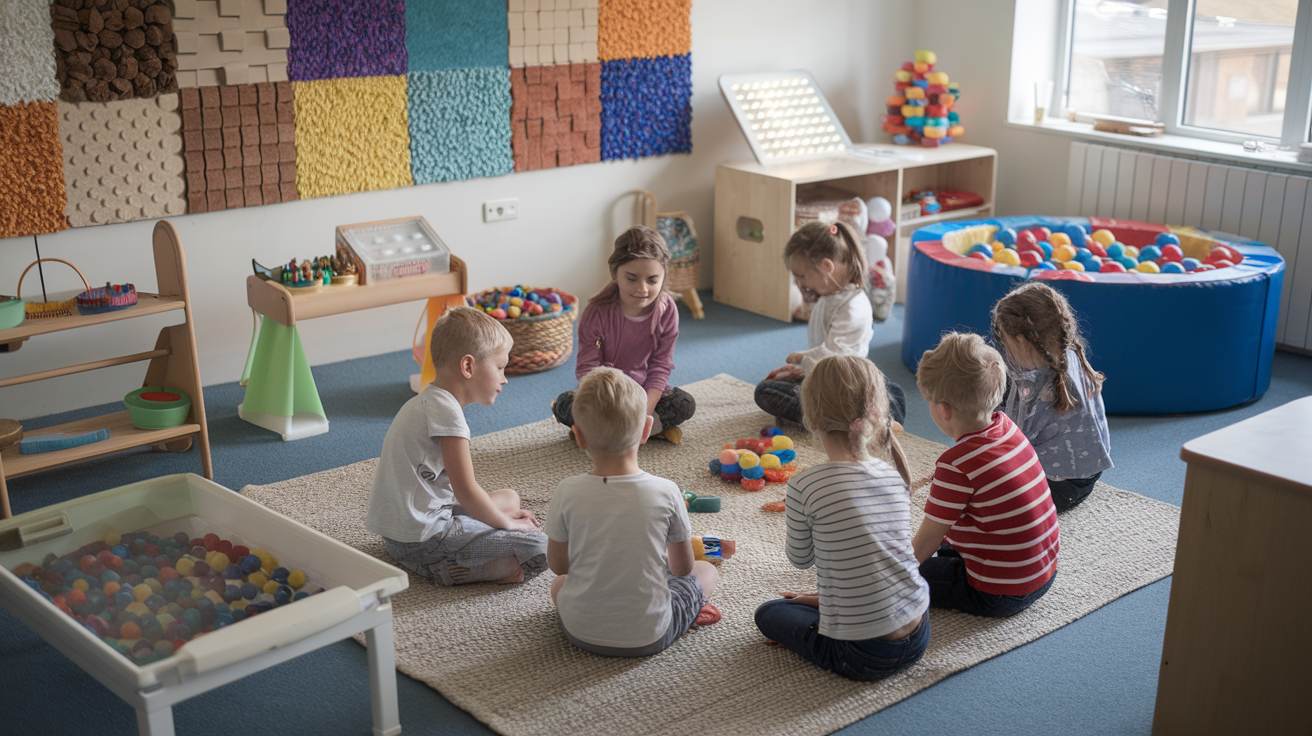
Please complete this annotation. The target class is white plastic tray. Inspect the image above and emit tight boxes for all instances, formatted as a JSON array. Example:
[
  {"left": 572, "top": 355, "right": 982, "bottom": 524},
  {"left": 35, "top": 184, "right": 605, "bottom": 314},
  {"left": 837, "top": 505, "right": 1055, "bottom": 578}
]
[{"left": 0, "top": 473, "right": 408, "bottom": 736}]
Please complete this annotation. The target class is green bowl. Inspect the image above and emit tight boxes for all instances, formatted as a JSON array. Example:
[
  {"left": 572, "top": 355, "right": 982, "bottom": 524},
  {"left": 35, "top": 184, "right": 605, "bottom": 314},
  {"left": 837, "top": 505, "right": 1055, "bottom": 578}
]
[
  {"left": 124, "top": 387, "right": 191, "bottom": 429},
  {"left": 0, "top": 296, "right": 23, "bottom": 330}
]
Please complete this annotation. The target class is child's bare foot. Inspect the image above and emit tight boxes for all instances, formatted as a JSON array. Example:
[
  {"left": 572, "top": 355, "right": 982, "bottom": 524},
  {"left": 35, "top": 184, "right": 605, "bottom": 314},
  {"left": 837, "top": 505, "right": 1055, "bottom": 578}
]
[{"left": 495, "top": 569, "right": 525, "bottom": 583}]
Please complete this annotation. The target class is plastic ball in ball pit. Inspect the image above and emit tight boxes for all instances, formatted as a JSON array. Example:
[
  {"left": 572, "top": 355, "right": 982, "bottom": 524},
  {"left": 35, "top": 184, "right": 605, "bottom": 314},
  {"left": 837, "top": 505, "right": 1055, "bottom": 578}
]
[
  {"left": 902, "top": 215, "right": 1285, "bottom": 414},
  {"left": 10, "top": 530, "right": 323, "bottom": 666}
]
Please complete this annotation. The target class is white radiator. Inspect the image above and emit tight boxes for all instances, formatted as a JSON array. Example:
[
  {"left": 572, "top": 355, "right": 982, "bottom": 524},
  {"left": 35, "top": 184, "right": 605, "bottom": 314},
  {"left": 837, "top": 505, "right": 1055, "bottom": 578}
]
[{"left": 1065, "top": 141, "right": 1312, "bottom": 352}]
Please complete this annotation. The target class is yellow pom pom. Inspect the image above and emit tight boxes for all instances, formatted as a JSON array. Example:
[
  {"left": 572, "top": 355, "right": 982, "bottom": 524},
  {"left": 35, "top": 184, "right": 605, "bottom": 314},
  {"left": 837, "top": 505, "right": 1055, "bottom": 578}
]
[
  {"left": 104, "top": 532, "right": 121, "bottom": 547},
  {"left": 738, "top": 452, "right": 760, "bottom": 469},
  {"left": 772, "top": 435, "right": 794, "bottom": 450},
  {"left": 209, "top": 553, "right": 229, "bottom": 571},
  {"left": 915, "top": 49, "right": 937, "bottom": 64},
  {"left": 263, "top": 580, "right": 280, "bottom": 595},
  {"left": 72, "top": 578, "right": 90, "bottom": 592},
  {"left": 288, "top": 570, "right": 306, "bottom": 588},
  {"left": 760, "top": 454, "right": 782, "bottom": 469},
  {"left": 175, "top": 558, "right": 194, "bottom": 576},
  {"left": 125, "top": 602, "right": 151, "bottom": 616},
  {"left": 253, "top": 549, "right": 276, "bottom": 570},
  {"left": 905, "top": 87, "right": 925, "bottom": 100},
  {"left": 205, "top": 590, "right": 225, "bottom": 605},
  {"left": 894, "top": 69, "right": 912, "bottom": 83},
  {"left": 507, "top": 305, "right": 521, "bottom": 319},
  {"left": 509, "top": 297, "right": 523, "bottom": 307},
  {"left": 927, "top": 71, "right": 949, "bottom": 86}
]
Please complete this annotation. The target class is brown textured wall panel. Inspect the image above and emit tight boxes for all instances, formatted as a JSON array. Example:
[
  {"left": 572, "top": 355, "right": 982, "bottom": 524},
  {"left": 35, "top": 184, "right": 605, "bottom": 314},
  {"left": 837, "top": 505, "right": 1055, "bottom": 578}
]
[
  {"left": 0, "top": 101, "right": 69, "bottom": 238},
  {"left": 178, "top": 81, "right": 296, "bottom": 213},
  {"left": 510, "top": 62, "right": 599, "bottom": 172},
  {"left": 50, "top": 0, "right": 179, "bottom": 102}
]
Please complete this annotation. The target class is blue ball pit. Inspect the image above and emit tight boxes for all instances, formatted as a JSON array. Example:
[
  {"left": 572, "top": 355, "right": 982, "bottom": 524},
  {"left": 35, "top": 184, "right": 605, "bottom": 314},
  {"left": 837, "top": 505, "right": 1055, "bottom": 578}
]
[{"left": 901, "top": 216, "right": 1285, "bottom": 414}]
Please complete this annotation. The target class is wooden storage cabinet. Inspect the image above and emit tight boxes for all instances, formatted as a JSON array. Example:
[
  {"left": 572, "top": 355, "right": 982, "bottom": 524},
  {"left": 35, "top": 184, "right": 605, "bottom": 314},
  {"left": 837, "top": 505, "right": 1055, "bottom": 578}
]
[
  {"left": 713, "top": 144, "right": 998, "bottom": 321},
  {"left": 0, "top": 221, "right": 212, "bottom": 518}
]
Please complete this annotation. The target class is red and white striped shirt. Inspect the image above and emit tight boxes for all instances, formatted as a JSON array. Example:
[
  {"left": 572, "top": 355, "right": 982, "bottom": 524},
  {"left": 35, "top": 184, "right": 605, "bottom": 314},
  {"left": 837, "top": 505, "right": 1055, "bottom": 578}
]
[{"left": 924, "top": 412, "right": 1059, "bottom": 596}]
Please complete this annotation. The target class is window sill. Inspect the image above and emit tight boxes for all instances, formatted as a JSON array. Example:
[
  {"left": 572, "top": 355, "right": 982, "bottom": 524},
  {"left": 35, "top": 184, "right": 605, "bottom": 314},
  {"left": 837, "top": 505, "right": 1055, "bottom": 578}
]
[{"left": 1005, "top": 118, "right": 1312, "bottom": 175}]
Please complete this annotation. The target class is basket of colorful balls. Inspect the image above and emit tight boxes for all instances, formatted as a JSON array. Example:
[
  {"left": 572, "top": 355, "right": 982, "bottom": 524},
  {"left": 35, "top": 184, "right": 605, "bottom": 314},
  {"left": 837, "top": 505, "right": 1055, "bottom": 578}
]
[{"left": 467, "top": 286, "right": 578, "bottom": 375}]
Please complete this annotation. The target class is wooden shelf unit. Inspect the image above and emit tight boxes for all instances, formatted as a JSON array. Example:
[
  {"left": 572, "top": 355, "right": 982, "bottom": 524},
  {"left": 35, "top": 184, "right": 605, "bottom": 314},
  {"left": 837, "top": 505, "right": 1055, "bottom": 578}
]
[
  {"left": 713, "top": 144, "right": 998, "bottom": 321},
  {"left": 245, "top": 255, "right": 467, "bottom": 328},
  {"left": 0, "top": 221, "right": 212, "bottom": 519}
]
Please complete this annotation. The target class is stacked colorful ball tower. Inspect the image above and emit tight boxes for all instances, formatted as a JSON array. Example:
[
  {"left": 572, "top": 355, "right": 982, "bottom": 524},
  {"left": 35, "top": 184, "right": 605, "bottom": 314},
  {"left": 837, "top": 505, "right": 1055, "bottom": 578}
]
[{"left": 882, "top": 50, "right": 964, "bottom": 148}]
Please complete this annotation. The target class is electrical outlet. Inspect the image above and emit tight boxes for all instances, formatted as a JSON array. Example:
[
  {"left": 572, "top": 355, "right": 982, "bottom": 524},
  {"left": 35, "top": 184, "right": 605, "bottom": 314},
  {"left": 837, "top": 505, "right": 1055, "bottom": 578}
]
[{"left": 483, "top": 198, "right": 518, "bottom": 222}]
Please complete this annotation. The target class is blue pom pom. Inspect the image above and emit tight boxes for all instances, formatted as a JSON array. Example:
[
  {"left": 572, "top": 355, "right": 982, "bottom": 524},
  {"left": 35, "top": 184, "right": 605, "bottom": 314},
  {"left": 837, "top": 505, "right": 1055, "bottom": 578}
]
[
  {"left": 721, "top": 462, "right": 740, "bottom": 474},
  {"left": 1036, "top": 261, "right": 1058, "bottom": 271},
  {"left": 742, "top": 466, "right": 765, "bottom": 479},
  {"left": 709, "top": 458, "right": 722, "bottom": 475},
  {"left": 768, "top": 449, "right": 796, "bottom": 464}
]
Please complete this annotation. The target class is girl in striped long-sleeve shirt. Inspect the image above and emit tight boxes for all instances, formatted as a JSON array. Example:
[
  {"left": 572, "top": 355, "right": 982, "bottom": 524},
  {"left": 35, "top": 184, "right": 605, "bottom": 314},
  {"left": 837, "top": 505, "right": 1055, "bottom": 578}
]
[{"left": 754, "top": 355, "right": 930, "bottom": 682}]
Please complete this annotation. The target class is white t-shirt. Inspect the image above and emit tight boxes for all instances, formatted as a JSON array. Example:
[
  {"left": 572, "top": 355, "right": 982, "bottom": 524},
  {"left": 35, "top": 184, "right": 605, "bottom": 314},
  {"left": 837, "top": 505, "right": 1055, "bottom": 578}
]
[
  {"left": 800, "top": 284, "right": 875, "bottom": 374},
  {"left": 365, "top": 384, "right": 470, "bottom": 543},
  {"left": 544, "top": 471, "right": 692, "bottom": 648}
]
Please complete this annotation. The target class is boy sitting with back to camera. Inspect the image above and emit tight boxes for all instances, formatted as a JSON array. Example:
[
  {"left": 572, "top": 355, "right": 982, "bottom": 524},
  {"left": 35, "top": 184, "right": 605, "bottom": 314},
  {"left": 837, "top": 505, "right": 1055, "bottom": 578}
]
[
  {"left": 366, "top": 306, "right": 548, "bottom": 586},
  {"left": 912, "top": 332, "right": 1059, "bottom": 617},
  {"left": 545, "top": 367, "right": 719, "bottom": 657}
]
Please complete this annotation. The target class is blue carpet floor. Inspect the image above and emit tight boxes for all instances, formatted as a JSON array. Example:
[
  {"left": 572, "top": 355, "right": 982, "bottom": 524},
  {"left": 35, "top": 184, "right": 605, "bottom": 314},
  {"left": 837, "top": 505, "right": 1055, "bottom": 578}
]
[{"left": 3, "top": 293, "right": 1310, "bottom": 735}]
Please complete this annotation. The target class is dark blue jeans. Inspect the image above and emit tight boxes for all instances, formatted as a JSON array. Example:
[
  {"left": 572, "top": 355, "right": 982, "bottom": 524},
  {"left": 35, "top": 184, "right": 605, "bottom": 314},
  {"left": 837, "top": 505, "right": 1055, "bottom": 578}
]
[
  {"left": 754, "top": 599, "right": 930, "bottom": 682},
  {"left": 755, "top": 377, "right": 907, "bottom": 426},
  {"left": 919, "top": 545, "right": 1055, "bottom": 617}
]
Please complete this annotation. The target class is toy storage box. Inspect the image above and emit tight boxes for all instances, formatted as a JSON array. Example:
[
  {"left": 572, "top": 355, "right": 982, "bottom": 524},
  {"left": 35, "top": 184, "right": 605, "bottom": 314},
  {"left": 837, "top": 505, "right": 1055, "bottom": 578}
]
[{"left": 0, "top": 474, "right": 408, "bottom": 736}]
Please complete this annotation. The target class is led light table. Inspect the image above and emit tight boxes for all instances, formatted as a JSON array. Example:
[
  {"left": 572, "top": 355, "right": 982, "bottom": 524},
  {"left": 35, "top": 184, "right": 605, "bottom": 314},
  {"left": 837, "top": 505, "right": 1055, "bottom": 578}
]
[{"left": 0, "top": 473, "right": 408, "bottom": 736}]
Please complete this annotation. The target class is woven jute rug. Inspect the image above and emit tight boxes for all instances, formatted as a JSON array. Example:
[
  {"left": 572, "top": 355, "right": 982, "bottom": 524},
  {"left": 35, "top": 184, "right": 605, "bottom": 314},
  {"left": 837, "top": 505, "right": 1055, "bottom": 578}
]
[{"left": 241, "top": 374, "right": 1179, "bottom": 736}]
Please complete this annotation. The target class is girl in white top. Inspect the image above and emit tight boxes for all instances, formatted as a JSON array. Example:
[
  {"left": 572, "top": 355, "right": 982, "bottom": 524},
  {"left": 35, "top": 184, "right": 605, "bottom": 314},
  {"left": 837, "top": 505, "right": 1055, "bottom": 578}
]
[
  {"left": 754, "top": 355, "right": 929, "bottom": 681},
  {"left": 755, "top": 221, "right": 906, "bottom": 426}
]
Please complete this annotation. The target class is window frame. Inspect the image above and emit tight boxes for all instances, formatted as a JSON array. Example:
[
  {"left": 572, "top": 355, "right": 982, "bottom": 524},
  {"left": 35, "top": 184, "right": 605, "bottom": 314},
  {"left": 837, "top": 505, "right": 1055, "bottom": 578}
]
[{"left": 1057, "top": 0, "right": 1312, "bottom": 148}]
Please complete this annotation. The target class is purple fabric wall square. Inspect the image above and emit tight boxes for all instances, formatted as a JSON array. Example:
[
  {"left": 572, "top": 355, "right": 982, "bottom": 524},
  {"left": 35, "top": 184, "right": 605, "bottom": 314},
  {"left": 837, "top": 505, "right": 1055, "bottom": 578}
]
[
  {"left": 286, "top": 0, "right": 407, "bottom": 81},
  {"left": 600, "top": 55, "right": 692, "bottom": 160}
]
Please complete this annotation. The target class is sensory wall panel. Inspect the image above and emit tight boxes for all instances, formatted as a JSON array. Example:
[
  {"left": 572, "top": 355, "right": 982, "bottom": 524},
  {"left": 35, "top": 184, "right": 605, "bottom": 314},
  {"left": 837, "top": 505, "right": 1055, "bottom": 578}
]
[{"left": 0, "top": 0, "right": 693, "bottom": 237}]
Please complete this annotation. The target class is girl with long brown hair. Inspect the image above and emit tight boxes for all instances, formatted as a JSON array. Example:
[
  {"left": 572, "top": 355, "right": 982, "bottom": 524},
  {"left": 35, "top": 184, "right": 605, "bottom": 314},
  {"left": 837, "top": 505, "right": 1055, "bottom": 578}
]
[{"left": 552, "top": 225, "right": 695, "bottom": 443}]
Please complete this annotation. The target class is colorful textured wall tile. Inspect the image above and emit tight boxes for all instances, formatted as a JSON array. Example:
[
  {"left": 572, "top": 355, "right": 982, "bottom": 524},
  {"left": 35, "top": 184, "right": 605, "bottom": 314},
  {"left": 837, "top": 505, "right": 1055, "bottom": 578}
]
[
  {"left": 510, "top": 63, "right": 599, "bottom": 172},
  {"left": 50, "top": 0, "right": 179, "bottom": 102},
  {"left": 292, "top": 75, "right": 411, "bottom": 198},
  {"left": 406, "top": 0, "right": 506, "bottom": 72},
  {"left": 0, "top": 102, "right": 69, "bottom": 238},
  {"left": 596, "top": 0, "right": 689, "bottom": 61},
  {"left": 600, "top": 55, "right": 690, "bottom": 160},
  {"left": 1, "top": 0, "right": 60, "bottom": 105},
  {"left": 507, "top": 0, "right": 597, "bottom": 67},
  {"left": 60, "top": 94, "right": 187, "bottom": 226},
  {"left": 173, "top": 0, "right": 290, "bottom": 87},
  {"left": 178, "top": 82, "right": 299, "bottom": 213},
  {"left": 285, "top": 0, "right": 405, "bottom": 81},
  {"left": 408, "top": 68, "right": 513, "bottom": 184}
]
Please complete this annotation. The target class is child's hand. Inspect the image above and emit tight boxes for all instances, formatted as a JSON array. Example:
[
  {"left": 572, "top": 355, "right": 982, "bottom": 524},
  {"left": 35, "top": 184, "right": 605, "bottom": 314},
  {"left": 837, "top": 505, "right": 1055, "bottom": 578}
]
[
  {"left": 766, "top": 365, "right": 805, "bottom": 382},
  {"left": 509, "top": 508, "right": 539, "bottom": 529},
  {"left": 781, "top": 592, "right": 820, "bottom": 608},
  {"left": 785, "top": 351, "right": 804, "bottom": 365}
]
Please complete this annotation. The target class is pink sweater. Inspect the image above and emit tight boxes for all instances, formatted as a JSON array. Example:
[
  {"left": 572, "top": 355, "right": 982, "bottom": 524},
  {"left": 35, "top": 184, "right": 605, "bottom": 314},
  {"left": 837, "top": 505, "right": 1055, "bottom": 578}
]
[{"left": 574, "top": 294, "right": 679, "bottom": 393}]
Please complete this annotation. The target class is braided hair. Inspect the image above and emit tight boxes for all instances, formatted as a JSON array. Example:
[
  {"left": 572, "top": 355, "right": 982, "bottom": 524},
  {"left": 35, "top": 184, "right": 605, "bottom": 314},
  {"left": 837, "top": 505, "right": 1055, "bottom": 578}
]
[
  {"left": 991, "top": 282, "right": 1104, "bottom": 413},
  {"left": 800, "top": 355, "right": 911, "bottom": 486},
  {"left": 783, "top": 220, "right": 869, "bottom": 302}
]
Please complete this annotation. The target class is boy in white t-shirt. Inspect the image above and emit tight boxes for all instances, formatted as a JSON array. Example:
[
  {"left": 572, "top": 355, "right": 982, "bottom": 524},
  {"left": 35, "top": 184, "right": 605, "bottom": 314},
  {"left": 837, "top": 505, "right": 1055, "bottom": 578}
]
[
  {"left": 366, "top": 306, "right": 547, "bottom": 585},
  {"left": 545, "top": 367, "right": 719, "bottom": 656}
]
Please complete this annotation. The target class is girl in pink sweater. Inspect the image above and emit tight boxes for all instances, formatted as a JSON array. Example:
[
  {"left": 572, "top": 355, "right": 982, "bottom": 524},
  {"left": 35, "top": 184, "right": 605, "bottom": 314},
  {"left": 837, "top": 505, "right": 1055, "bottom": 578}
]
[{"left": 552, "top": 226, "right": 694, "bottom": 443}]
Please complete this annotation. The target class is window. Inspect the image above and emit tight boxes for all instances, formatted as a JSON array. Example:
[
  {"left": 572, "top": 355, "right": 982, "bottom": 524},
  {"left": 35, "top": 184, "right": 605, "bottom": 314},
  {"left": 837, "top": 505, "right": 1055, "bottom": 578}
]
[{"left": 1061, "top": 0, "right": 1312, "bottom": 147}]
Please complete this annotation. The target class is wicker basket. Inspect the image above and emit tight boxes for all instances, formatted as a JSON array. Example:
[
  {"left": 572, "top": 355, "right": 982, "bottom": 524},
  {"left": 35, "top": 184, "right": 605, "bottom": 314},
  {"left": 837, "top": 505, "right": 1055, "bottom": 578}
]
[
  {"left": 18, "top": 258, "right": 89, "bottom": 320},
  {"left": 667, "top": 251, "right": 700, "bottom": 293},
  {"left": 467, "top": 287, "right": 579, "bottom": 375},
  {"left": 635, "top": 189, "right": 703, "bottom": 318}
]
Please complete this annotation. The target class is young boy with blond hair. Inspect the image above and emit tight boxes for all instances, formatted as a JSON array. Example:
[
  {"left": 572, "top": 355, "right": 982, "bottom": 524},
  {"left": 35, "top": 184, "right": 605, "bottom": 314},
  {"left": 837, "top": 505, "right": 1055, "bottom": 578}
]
[
  {"left": 366, "top": 306, "right": 547, "bottom": 585},
  {"left": 912, "top": 332, "right": 1059, "bottom": 617},
  {"left": 545, "top": 367, "right": 718, "bottom": 656}
]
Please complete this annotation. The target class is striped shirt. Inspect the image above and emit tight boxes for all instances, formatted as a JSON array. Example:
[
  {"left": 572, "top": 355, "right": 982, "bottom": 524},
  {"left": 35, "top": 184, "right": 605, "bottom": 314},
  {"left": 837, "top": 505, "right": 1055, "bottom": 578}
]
[
  {"left": 924, "top": 412, "right": 1059, "bottom": 596},
  {"left": 786, "top": 460, "right": 930, "bottom": 640}
]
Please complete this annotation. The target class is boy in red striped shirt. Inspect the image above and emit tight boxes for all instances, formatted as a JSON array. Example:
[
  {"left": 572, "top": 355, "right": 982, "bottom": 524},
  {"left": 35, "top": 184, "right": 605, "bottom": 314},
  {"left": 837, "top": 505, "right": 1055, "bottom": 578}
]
[{"left": 911, "top": 332, "right": 1058, "bottom": 617}]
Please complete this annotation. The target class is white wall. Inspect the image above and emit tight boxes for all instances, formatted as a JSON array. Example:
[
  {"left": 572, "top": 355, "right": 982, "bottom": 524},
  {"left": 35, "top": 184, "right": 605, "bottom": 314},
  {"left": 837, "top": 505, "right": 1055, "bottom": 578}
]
[{"left": 1, "top": 1, "right": 918, "bottom": 420}]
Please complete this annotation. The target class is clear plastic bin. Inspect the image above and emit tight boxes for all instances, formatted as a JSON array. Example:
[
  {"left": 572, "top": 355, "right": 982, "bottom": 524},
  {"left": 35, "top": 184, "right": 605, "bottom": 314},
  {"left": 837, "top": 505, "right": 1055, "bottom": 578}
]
[
  {"left": 336, "top": 216, "right": 451, "bottom": 285},
  {"left": 0, "top": 474, "right": 407, "bottom": 736}
]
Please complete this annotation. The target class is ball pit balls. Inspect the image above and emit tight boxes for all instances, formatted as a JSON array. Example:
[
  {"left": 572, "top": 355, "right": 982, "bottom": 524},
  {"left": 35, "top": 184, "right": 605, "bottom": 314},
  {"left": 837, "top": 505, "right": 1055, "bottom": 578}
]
[
  {"left": 995, "top": 228, "right": 1017, "bottom": 246},
  {"left": 1135, "top": 261, "right": 1161, "bottom": 273},
  {"left": 1160, "top": 244, "right": 1183, "bottom": 262},
  {"left": 1161, "top": 262, "right": 1186, "bottom": 273},
  {"left": 1092, "top": 229, "right": 1116, "bottom": 246},
  {"left": 1106, "top": 242, "right": 1125, "bottom": 259},
  {"left": 11, "top": 529, "right": 321, "bottom": 665},
  {"left": 475, "top": 286, "right": 566, "bottom": 321},
  {"left": 1155, "top": 232, "right": 1181, "bottom": 247},
  {"left": 993, "top": 248, "right": 1020, "bottom": 266},
  {"left": 1036, "top": 261, "right": 1057, "bottom": 270},
  {"left": 1053, "top": 244, "right": 1076, "bottom": 262},
  {"left": 1182, "top": 257, "right": 1202, "bottom": 271},
  {"left": 1048, "top": 232, "right": 1071, "bottom": 247},
  {"left": 1138, "top": 245, "right": 1162, "bottom": 262},
  {"left": 1039, "top": 241, "right": 1054, "bottom": 259},
  {"left": 1063, "top": 261, "right": 1085, "bottom": 271},
  {"left": 1100, "top": 261, "right": 1126, "bottom": 273}
]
